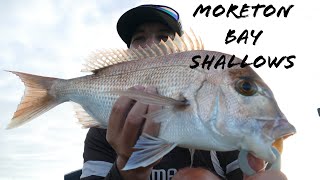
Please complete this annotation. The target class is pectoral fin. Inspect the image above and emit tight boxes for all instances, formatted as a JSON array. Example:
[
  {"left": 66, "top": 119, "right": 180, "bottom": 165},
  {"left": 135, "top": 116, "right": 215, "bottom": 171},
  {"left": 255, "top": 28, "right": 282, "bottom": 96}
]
[
  {"left": 122, "top": 133, "right": 177, "bottom": 170},
  {"left": 110, "top": 89, "right": 188, "bottom": 107},
  {"left": 143, "top": 108, "right": 173, "bottom": 123}
]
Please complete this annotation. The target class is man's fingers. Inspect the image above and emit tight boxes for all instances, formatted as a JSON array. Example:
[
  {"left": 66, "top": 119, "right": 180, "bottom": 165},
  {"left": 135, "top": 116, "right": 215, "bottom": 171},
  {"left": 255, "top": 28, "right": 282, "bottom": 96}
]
[
  {"left": 121, "top": 100, "right": 148, "bottom": 147},
  {"left": 107, "top": 86, "right": 144, "bottom": 139},
  {"left": 243, "top": 154, "right": 266, "bottom": 180},
  {"left": 143, "top": 86, "right": 162, "bottom": 137},
  {"left": 109, "top": 96, "right": 134, "bottom": 132},
  {"left": 247, "top": 153, "right": 265, "bottom": 172}
]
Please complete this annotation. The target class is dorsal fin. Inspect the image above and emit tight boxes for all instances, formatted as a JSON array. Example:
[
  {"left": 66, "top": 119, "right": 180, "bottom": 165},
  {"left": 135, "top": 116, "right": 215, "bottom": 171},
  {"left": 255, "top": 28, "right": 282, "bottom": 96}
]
[{"left": 82, "top": 29, "right": 204, "bottom": 72}]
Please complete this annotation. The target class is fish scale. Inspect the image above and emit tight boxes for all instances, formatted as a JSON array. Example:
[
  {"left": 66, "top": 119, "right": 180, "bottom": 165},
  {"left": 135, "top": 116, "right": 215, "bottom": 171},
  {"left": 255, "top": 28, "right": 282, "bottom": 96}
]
[{"left": 51, "top": 62, "right": 199, "bottom": 128}]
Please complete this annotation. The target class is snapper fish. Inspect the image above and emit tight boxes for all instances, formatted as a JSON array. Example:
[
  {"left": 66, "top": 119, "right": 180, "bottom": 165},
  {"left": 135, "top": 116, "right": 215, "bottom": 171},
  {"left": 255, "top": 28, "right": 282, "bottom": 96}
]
[{"left": 6, "top": 30, "right": 295, "bottom": 175}]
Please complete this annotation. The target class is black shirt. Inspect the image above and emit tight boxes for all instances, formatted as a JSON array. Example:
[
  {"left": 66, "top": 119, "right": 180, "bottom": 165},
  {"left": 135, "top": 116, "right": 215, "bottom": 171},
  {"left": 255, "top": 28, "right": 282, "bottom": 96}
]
[{"left": 81, "top": 128, "right": 243, "bottom": 180}]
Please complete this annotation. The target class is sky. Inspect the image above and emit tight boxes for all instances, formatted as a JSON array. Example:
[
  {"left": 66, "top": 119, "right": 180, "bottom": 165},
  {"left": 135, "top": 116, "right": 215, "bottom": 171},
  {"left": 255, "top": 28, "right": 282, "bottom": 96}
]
[{"left": 0, "top": 0, "right": 319, "bottom": 179}]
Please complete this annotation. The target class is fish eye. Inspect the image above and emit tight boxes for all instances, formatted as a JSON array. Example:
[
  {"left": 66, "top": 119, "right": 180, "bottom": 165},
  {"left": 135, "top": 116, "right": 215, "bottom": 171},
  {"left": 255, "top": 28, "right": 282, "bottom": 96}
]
[{"left": 235, "top": 78, "right": 258, "bottom": 96}]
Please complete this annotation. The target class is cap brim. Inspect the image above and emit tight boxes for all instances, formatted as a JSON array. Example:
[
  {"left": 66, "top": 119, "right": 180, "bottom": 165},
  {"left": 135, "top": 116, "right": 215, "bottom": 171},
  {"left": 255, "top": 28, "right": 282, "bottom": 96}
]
[{"left": 117, "top": 6, "right": 181, "bottom": 46}]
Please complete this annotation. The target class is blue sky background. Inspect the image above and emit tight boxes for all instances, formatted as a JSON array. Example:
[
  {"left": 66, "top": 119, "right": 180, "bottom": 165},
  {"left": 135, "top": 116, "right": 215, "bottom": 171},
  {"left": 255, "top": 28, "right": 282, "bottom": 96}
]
[{"left": 0, "top": 0, "right": 319, "bottom": 179}]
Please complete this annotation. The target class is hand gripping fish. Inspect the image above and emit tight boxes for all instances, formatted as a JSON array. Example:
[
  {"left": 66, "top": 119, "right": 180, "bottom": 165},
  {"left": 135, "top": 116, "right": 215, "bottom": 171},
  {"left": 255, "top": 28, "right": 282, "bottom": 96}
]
[{"left": 6, "top": 30, "right": 296, "bottom": 176}]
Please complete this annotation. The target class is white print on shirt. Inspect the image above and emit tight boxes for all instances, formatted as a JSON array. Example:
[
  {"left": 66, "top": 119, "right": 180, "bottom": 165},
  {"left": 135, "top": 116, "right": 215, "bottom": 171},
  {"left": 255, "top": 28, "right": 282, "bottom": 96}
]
[{"left": 149, "top": 168, "right": 177, "bottom": 180}]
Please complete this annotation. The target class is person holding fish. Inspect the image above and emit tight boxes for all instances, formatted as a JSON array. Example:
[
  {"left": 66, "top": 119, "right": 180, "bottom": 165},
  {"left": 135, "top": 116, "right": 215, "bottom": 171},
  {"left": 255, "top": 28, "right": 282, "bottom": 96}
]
[
  {"left": 79, "top": 4, "right": 290, "bottom": 180},
  {"left": 6, "top": 3, "right": 294, "bottom": 180}
]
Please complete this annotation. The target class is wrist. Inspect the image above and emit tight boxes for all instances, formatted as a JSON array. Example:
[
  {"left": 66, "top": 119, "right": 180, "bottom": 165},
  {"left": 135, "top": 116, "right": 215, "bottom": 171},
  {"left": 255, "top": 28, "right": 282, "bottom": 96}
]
[{"left": 116, "top": 157, "right": 153, "bottom": 180}]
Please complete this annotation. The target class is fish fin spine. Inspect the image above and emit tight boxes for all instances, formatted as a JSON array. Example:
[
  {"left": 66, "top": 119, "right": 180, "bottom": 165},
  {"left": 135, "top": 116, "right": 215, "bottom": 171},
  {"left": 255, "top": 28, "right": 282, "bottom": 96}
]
[{"left": 82, "top": 29, "right": 204, "bottom": 72}]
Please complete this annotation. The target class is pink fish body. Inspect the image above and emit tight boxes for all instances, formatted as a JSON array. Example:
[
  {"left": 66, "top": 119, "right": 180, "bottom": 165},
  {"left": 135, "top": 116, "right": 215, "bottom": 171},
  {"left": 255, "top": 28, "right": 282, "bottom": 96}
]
[{"left": 7, "top": 31, "right": 295, "bottom": 174}]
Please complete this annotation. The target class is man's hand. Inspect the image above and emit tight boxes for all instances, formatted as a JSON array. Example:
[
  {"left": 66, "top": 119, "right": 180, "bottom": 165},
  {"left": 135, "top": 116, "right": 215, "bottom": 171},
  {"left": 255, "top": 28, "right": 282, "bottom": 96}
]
[
  {"left": 244, "top": 154, "right": 287, "bottom": 180},
  {"left": 106, "top": 85, "right": 161, "bottom": 180}
]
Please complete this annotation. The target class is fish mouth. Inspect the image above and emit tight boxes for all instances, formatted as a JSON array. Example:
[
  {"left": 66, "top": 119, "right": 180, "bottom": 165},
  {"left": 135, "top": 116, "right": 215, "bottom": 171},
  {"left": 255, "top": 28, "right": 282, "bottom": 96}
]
[
  {"left": 260, "top": 118, "right": 296, "bottom": 140},
  {"left": 271, "top": 119, "right": 296, "bottom": 140},
  {"left": 252, "top": 119, "right": 296, "bottom": 163}
]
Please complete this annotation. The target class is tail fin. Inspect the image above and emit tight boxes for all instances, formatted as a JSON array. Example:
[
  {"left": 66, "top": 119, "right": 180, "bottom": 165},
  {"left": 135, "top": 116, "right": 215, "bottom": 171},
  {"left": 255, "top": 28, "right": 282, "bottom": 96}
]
[{"left": 6, "top": 71, "right": 61, "bottom": 129}]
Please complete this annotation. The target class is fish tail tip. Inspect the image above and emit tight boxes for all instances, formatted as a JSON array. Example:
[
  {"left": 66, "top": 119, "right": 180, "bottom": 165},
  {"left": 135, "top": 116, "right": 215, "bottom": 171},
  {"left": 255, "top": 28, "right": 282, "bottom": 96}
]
[
  {"left": 5, "top": 70, "right": 21, "bottom": 76},
  {"left": 5, "top": 119, "right": 22, "bottom": 129},
  {"left": 5, "top": 123, "right": 16, "bottom": 130},
  {"left": 4, "top": 70, "right": 12, "bottom": 73}
]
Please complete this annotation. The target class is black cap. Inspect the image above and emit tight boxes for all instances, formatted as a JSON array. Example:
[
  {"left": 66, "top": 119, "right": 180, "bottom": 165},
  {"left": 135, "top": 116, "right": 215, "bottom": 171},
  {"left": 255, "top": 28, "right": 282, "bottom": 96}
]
[{"left": 117, "top": 4, "right": 183, "bottom": 47}]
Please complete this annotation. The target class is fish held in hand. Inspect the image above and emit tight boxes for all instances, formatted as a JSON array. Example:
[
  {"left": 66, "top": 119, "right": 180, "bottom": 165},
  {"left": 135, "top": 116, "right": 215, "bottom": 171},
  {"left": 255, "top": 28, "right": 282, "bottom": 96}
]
[{"left": 7, "top": 31, "right": 295, "bottom": 174}]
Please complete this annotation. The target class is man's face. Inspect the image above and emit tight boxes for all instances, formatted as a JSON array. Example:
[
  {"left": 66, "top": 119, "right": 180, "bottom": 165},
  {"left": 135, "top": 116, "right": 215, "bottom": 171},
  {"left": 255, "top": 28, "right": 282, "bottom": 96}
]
[{"left": 130, "top": 22, "right": 175, "bottom": 49}]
